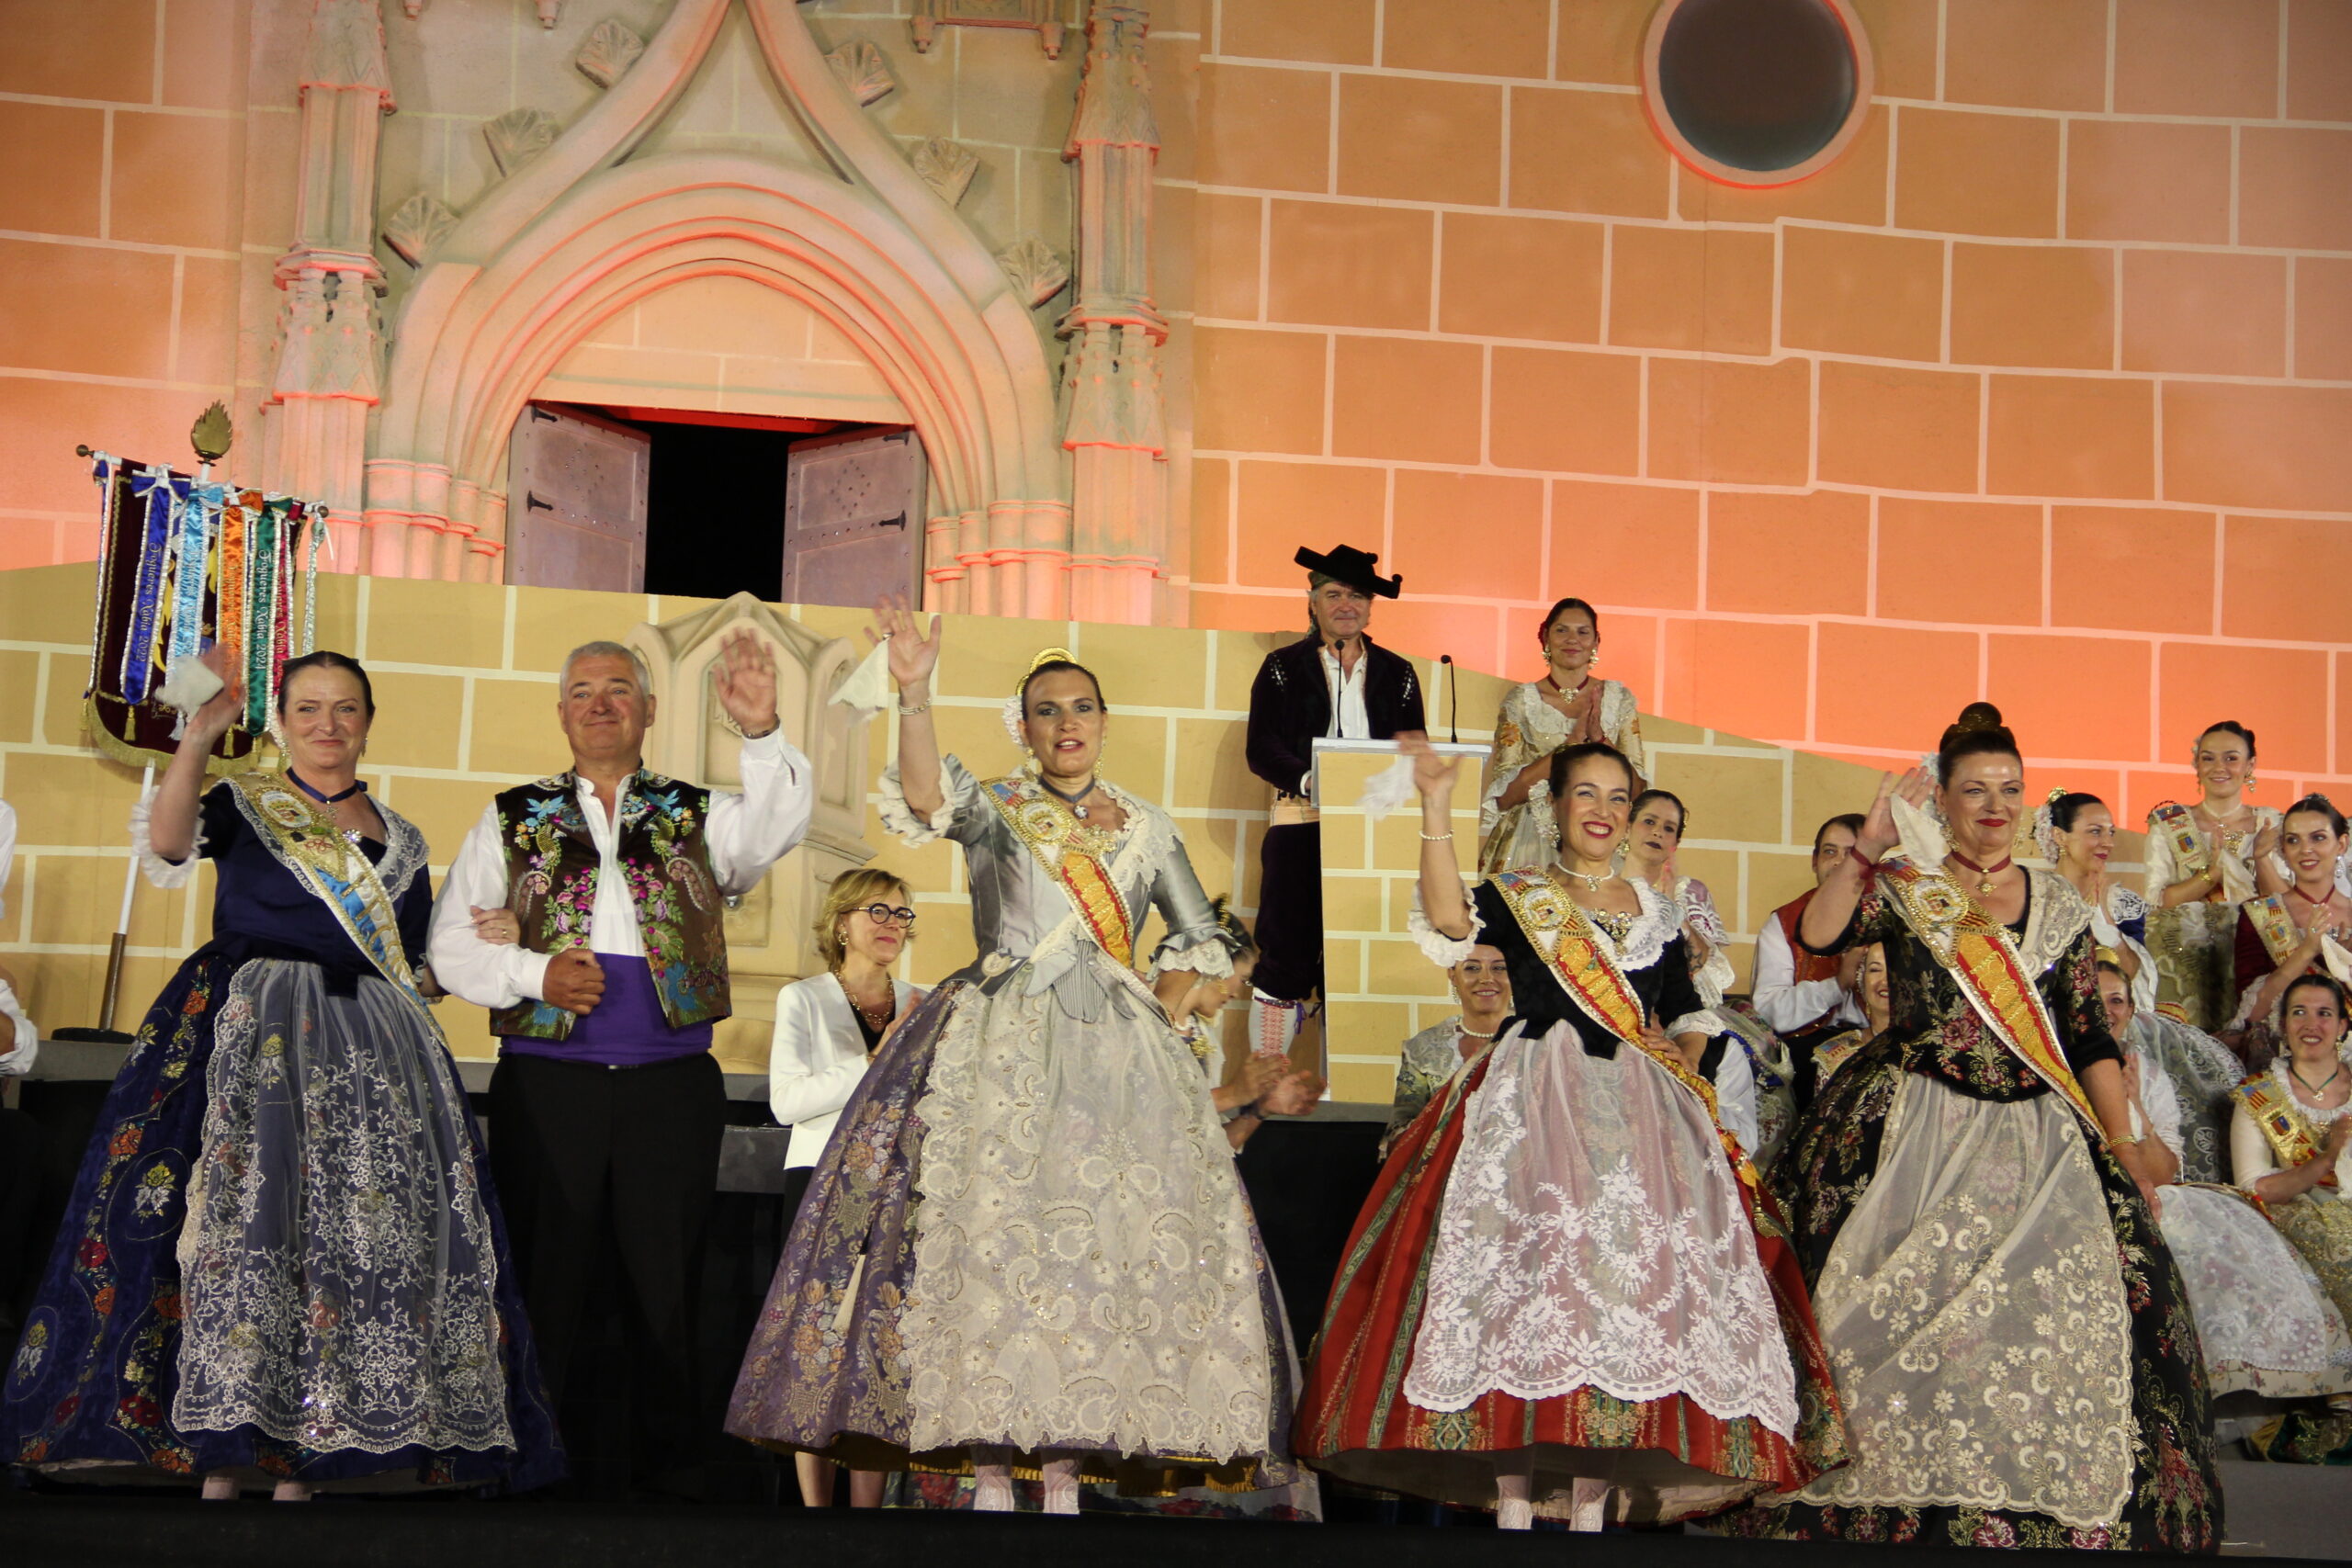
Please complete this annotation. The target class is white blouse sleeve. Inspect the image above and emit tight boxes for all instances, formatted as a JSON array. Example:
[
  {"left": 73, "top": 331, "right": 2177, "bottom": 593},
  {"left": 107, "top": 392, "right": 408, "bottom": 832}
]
[
  {"left": 130, "top": 789, "right": 204, "bottom": 889},
  {"left": 2142, "top": 810, "right": 2179, "bottom": 901},
  {"left": 877, "top": 753, "right": 986, "bottom": 846},
  {"left": 2231, "top": 1102, "right": 2279, "bottom": 1191},
  {"left": 1408, "top": 882, "right": 1485, "bottom": 969},
  {"left": 705, "top": 730, "right": 817, "bottom": 897}
]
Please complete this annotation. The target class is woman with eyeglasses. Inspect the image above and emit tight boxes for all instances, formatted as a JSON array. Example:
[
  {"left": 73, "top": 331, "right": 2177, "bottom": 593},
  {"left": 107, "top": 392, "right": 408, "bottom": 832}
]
[{"left": 759, "top": 866, "right": 924, "bottom": 1509}]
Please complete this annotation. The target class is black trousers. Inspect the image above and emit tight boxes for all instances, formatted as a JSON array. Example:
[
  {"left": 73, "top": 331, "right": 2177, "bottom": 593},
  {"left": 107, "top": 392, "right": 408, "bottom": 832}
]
[
  {"left": 1252, "top": 820, "right": 1324, "bottom": 1004},
  {"left": 488, "top": 1051, "right": 726, "bottom": 1488}
]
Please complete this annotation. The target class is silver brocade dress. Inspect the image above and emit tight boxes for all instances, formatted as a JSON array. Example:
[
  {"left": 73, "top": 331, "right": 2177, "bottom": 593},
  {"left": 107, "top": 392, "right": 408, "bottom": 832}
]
[{"left": 726, "top": 757, "right": 1299, "bottom": 1490}]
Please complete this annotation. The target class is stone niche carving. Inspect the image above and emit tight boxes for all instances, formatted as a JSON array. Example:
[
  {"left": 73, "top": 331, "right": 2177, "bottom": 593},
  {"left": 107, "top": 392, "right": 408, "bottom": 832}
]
[
  {"left": 912, "top": 0, "right": 1070, "bottom": 59},
  {"left": 484, "top": 107, "right": 561, "bottom": 175},
  {"left": 910, "top": 137, "right": 979, "bottom": 206},
  {"left": 575, "top": 18, "right": 646, "bottom": 87},
  {"left": 825, "top": 38, "right": 896, "bottom": 106},
  {"left": 625, "top": 594, "right": 875, "bottom": 1034}
]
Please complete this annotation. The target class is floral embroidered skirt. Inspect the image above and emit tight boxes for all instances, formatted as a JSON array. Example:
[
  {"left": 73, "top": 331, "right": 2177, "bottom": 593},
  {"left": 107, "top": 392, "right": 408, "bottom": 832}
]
[
  {"left": 724, "top": 968, "right": 1302, "bottom": 1493},
  {"left": 3, "top": 947, "right": 562, "bottom": 1489},
  {"left": 2156, "top": 1183, "right": 2352, "bottom": 1401},
  {"left": 2264, "top": 1195, "right": 2352, "bottom": 1346},
  {"left": 1296, "top": 1025, "right": 1849, "bottom": 1523},
  {"left": 1725, "top": 1046, "right": 2222, "bottom": 1551},
  {"left": 2147, "top": 901, "right": 2239, "bottom": 1032}
]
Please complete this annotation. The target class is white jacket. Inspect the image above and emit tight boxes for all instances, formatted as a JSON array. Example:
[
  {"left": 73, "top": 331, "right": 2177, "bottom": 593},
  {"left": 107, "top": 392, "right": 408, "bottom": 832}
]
[{"left": 769, "top": 972, "right": 923, "bottom": 1168}]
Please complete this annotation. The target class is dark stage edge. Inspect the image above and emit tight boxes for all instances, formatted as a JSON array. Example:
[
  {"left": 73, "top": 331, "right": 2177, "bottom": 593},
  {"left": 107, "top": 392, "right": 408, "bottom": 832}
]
[{"left": 0, "top": 1493, "right": 2337, "bottom": 1568}]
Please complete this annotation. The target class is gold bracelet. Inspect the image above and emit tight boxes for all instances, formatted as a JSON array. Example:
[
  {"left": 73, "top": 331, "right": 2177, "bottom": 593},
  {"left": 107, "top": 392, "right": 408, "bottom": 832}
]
[{"left": 2107, "top": 1132, "right": 2143, "bottom": 1149}]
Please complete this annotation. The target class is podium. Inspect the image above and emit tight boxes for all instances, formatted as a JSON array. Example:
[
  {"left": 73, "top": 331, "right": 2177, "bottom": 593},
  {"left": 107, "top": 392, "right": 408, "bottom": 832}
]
[{"left": 1307, "top": 738, "right": 1487, "bottom": 1106}]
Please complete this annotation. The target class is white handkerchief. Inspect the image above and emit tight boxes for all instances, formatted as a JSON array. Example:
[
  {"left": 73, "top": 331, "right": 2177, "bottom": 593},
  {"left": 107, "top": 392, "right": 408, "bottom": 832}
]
[
  {"left": 1890, "top": 788, "right": 1950, "bottom": 871},
  {"left": 1358, "top": 753, "right": 1418, "bottom": 823},
  {"left": 831, "top": 638, "right": 893, "bottom": 716},
  {"left": 156, "top": 653, "right": 224, "bottom": 716}
]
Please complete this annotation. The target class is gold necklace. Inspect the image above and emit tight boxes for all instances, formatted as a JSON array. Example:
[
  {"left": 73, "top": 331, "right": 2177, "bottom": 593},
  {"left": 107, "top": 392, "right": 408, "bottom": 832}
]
[{"left": 836, "top": 971, "right": 895, "bottom": 1031}]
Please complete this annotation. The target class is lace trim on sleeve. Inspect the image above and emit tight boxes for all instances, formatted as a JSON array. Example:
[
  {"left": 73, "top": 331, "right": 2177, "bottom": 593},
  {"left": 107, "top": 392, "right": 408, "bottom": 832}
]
[
  {"left": 1664, "top": 1009, "right": 1724, "bottom": 1041},
  {"left": 1679, "top": 877, "right": 1733, "bottom": 949},
  {"left": 1408, "top": 882, "right": 1484, "bottom": 969},
  {"left": 876, "top": 755, "right": 976, "bottom": 845},
  {"left": 130, "top": 790, "right": 202, "bottom": 888}
]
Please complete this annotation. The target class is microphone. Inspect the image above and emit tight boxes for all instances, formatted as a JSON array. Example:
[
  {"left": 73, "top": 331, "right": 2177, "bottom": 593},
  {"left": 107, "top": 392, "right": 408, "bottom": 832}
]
[{"left": 1439, "top": 654, "right": 1458, "bottom": 745}]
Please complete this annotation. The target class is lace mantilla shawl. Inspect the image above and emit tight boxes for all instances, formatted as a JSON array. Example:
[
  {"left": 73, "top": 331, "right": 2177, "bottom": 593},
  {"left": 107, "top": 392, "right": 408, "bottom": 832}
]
[
  {"left": 130, "top": 782, "right": 431, "bottom": 911},
  {"left": 1411, "top": 869, "right": 1679, "bottom": 976}
]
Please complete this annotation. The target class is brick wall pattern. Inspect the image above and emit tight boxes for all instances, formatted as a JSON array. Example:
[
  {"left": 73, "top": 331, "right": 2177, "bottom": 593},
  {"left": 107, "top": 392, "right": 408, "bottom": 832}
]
[{"left": 1169, "top": 0, "right": 2352, "bottom": 823}]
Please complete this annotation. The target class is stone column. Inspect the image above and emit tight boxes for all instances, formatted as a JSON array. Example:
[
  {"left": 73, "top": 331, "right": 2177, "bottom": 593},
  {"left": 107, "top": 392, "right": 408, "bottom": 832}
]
[
  {"left": 1059, "top": 2, "right": 1165, "bottom": 625},
  {"left": 260, "top": 0, "right": 396, "bottom": 573}
]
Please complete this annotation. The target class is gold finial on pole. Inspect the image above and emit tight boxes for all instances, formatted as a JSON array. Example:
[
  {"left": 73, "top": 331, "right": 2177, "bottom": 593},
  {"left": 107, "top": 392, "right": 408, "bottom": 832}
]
[{"left": 190, "top": 400, "right": 234, "bottom": 465}]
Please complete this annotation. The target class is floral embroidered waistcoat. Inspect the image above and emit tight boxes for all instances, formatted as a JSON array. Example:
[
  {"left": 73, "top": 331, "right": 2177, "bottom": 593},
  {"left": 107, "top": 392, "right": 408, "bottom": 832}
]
[{"left": 491, "top": 771, "right": 729, "bottom": 1040}]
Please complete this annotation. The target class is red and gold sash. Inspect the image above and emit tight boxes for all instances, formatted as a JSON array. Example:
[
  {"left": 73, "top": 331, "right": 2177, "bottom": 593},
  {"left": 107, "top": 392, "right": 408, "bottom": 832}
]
[
  {"left": 1487, "top": 868, "right": 1757, "bottom": 1186},
  {"left": 1878, "top": 860, "right": 2101, "bottom": 1134},
  {"left": 2150, "top": 801, "right": 2220, "bottom": 902},
  {"left": 984, "top": 774, "right": 1136, "bottom": 966},
  {"left": 2244, "top": 893, "right": 2302, "bottom": 966},
  {"left": 2233, "top": 1071, "right": 2333, "bottom": 1190}
]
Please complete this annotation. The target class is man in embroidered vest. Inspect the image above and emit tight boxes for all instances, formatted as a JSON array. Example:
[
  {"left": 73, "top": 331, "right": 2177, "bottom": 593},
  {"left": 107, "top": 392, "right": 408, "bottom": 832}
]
[
  {"left": 1753, "top": 812, "right": 1870, "bottom": 1103},
  {"left": 429, "top": 633, "right": 813, "bottom": 1498},
  {"left": 1244, "top": 544, "right": 1425, "bottom": 1057}
]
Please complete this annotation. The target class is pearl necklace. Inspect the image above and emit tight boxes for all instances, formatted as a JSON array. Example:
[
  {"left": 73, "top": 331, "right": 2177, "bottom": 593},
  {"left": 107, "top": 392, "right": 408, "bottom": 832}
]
[{"left": 1555, "top": 861, "right": 1613, "bottom": 894}]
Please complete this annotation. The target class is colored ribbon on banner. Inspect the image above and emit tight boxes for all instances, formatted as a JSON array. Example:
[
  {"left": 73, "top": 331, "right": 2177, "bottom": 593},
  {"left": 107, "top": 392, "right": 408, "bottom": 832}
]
[
  {"left": 119, "top": 467, "right": 182, "bottom": 704},
  {"left": 165, "top": 481, "right": 219, "bottom": 667},
  {"left": 80, "top": 455, "right": 323, "bottom": 773}
]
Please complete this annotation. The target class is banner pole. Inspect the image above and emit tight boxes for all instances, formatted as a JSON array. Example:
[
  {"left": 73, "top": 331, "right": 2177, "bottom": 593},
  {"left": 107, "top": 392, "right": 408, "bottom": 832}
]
[{"left": 93, "top": 761, "right": 155, "bottom": 1033}]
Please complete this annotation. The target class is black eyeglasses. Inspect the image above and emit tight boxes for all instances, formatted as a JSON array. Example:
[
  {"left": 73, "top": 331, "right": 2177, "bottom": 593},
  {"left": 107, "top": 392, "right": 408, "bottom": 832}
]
[{"left": 858, "top": 904, "right": 918, "bottom": 928}]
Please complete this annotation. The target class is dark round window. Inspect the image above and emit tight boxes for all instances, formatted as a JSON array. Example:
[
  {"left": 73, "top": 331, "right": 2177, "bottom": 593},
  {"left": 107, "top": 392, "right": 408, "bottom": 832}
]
[{"left": 1643, "top": 0, "right": 1870, "bottom": 186}]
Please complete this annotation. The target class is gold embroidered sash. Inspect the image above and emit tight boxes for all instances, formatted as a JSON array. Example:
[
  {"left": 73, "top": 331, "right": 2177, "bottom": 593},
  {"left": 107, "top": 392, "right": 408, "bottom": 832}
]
[
  {"left": 2245, "top": 894, "right": 2302, "bottom": 966},
  {"left": 225, "top": 772, "right": 417, "bottom": 991},
  {"left": 983, "top": 774, "right": 1136, "bottom": 966},
  {"left": 1487, "top": 868, "right": 1758, "bottom": 1186},
  {"left": 2234, "top": 1073, "right": 2333, "bottom": 1190},
  {"left": 1879, "top": 860, "right": 2101, "bottom": 1134},
  {"left": 2150, "top": 801, "right": 2220, "bottom": 903}
]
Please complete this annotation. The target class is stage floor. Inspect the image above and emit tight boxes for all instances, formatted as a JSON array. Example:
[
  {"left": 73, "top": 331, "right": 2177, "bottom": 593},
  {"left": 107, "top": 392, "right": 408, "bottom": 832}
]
[{"left": 4, "top": 1460, "right": 2347, "bottom": 1568}]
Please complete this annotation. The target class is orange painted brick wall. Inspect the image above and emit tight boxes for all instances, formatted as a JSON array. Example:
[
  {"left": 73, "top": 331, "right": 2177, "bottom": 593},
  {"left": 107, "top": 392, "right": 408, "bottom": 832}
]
[
  {"left": 1172, "top": 0, "right": 2352, "bottom": 818},
  {"left": 0, "top": 0, "right": 252, "bottom": 572},
  {"left": 4, "top": 0, "right": 2346, "bottom": 827}
]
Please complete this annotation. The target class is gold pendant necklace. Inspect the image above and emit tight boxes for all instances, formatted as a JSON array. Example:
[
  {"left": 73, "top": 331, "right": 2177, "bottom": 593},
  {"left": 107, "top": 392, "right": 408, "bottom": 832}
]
[{"left": 1947, "top": 851, "right": 2013, "bottom": 897}]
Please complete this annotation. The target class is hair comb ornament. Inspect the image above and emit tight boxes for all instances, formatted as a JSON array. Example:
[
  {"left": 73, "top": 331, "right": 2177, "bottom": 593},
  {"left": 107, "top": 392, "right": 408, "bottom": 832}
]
[
  {"left": 1001, "top": 647, "right": 1080, "bottom": 745},
  {"left": 2033, "top": 787, "right": 2069, "bottom": 863}
]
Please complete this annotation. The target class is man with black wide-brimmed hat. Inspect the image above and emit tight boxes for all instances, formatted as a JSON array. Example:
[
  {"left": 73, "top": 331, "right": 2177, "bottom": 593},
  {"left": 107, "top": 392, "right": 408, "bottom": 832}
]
[{"left": 1243, "top": 545, "right": 1425, "bottom": 1058}]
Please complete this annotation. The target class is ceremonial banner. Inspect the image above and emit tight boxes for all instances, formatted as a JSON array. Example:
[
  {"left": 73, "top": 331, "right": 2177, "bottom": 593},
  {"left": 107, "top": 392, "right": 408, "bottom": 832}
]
[{"left": 82, "top": 452, "right": 322, "bottom": 771}]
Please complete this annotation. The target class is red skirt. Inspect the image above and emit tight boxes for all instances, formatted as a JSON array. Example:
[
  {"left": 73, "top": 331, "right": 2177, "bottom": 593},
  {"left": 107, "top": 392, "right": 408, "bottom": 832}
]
[{"left": 1296, "top": 1053, "right": 1849, "bottom": 1521}]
